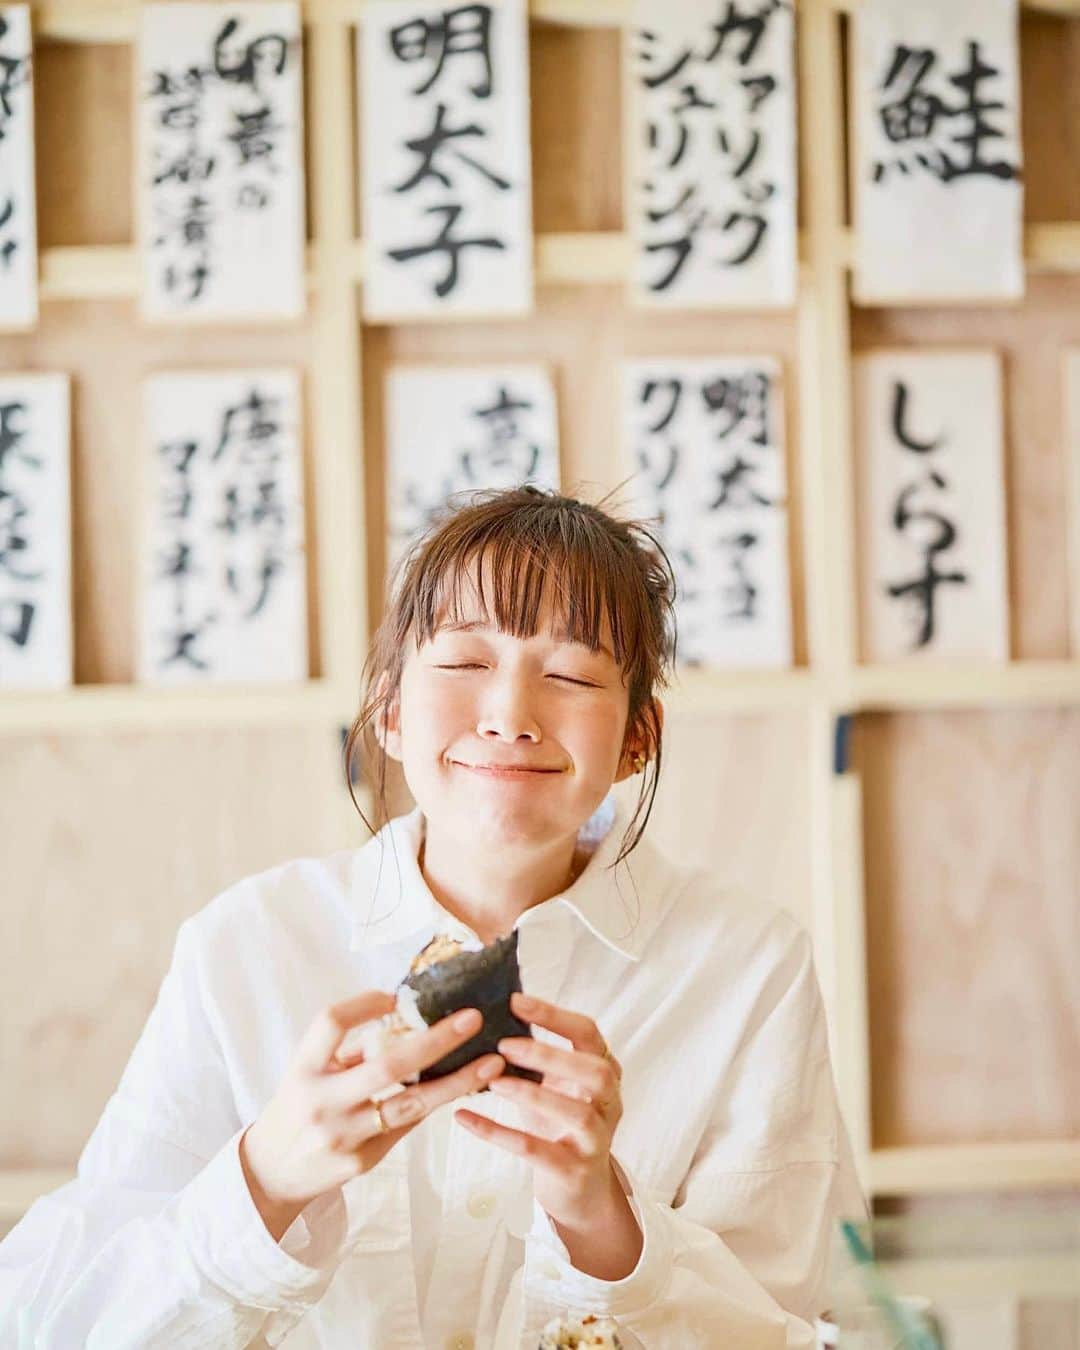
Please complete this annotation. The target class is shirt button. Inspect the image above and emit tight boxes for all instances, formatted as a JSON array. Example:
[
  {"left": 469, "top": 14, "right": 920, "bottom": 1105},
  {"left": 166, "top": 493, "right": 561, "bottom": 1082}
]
[
  {"left": 466, "top": 1189, "right": 497, "bottom": 1219},
  {"left": 446, "top": 1335, "right": 474, "bottom": 1350}
]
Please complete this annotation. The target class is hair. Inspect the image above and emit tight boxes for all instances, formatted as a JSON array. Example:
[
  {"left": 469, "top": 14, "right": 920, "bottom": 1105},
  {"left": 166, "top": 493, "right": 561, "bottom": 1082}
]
[{"left": 341, "top": 483, "right": 678, "bottom": 869}]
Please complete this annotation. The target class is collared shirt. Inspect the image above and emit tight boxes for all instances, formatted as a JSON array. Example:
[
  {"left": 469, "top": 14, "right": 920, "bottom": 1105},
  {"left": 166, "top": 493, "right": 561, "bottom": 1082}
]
[{"left": 0, "top": 793, "right": 866, "bottom": 1349}]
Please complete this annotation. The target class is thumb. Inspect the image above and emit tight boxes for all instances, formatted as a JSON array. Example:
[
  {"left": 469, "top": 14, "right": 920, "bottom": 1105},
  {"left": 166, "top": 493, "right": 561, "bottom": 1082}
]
[{"left": 296, "top": 991, "right": 396, "bottom": 1074}]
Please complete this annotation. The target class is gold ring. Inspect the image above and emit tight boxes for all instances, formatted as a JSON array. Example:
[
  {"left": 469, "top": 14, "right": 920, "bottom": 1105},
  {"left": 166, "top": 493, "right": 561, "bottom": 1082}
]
[{"left": 370, "top": 1099, "right": 389, "bottom": 1136}]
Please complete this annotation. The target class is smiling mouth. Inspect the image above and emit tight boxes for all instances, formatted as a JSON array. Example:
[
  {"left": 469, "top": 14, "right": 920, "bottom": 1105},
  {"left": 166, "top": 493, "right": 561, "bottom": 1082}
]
[{"left": 450, "top": 761, "right": 564, "bottom": 777}]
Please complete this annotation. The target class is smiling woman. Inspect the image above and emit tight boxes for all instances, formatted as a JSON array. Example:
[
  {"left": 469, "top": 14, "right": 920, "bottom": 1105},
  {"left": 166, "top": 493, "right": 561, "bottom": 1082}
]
[
  {"left": 343, "top": 483, "right": 677, "bottom": 874},
  {"left": 1, "top": 484, "right": 864, "bottom": 1350}
]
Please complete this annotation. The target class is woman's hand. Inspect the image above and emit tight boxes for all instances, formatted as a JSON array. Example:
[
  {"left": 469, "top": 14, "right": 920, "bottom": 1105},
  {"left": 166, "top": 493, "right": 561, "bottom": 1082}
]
[
  {"left": 453, "top": 993, "right": 633, "bottom": 1242},
  {"left": 240, "top": 990, "right": 506, "bottom": 1241}
]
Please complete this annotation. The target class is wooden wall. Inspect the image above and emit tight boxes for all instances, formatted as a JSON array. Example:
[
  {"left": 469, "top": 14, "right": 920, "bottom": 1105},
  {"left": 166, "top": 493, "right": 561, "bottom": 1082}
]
[{"left": 1, "top": 9, "right": 1077, "bottom": 1251}]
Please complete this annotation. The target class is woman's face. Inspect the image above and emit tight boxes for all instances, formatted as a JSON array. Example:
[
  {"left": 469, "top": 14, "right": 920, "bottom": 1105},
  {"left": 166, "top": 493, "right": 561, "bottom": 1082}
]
[{"left": 381, "top": 572, "right": 642, "bottom": 851}]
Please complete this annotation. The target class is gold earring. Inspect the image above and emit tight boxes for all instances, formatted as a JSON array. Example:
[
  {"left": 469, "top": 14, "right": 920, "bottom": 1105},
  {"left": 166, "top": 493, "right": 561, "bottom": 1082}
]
[{"left": 632, "top": 751, "right": 647, "bottom": 775}]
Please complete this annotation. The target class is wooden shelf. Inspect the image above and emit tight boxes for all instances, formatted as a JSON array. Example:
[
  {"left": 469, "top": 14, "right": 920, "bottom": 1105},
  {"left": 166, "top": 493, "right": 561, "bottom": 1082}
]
[
  {"left": 846, "top": 661, "right": 1080, "bottom": 712},
  {"left": 32, "top": 222, "right": 1080, "bottom": 306},
  {"left": 4, "top": 1138, "right": 1078, "bottom": 1226},
  {"left": 32, "top": 0, "right": 1079, "bottom": 45},
  {"left": 664, "top": 667, "right": 821, "bottom": 714},
  {"left": 868, "top": 1139, "right": 1080, "bottom": 1196},
  {"left": 6, "top": 662, "right": 1077, "bottom": 733},
  {"left": 0, "top": 678, "right": 353, "bottom": 735}
]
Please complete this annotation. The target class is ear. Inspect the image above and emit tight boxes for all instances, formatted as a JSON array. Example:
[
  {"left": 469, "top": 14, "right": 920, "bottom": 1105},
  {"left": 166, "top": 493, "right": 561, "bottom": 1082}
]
[
  {"left": 614, "top": 697, "right": 664, "bottom": 784},
  {"left": 372, "top": 671, "right": 404, "bottom": 764}
]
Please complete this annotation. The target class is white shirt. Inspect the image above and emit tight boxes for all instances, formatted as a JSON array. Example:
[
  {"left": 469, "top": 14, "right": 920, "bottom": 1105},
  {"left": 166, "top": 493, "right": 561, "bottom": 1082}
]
[{"left": 0, "top": 793, "right": 866, "bottom": 1349}]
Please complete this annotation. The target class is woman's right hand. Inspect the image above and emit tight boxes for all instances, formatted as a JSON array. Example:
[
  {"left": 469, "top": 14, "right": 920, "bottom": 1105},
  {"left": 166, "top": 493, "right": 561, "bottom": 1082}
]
[{"left": 239, "top": 990, "right": 505, "bottom": 1240}]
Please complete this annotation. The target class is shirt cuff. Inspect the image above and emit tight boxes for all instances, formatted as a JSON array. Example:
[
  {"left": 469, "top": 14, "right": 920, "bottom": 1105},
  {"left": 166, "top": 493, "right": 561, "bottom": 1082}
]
[
  {"left": 177, "top": 1128, "right": 338, "bottom": 1309},
  {"left": 522, "top": 1155, "right": 674, "bottom": 1317}
]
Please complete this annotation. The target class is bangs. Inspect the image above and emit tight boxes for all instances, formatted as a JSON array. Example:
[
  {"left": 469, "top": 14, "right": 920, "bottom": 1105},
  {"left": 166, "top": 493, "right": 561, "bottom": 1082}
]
[{"left": 407, "top": 506, "right": 642, "bottom": 668}]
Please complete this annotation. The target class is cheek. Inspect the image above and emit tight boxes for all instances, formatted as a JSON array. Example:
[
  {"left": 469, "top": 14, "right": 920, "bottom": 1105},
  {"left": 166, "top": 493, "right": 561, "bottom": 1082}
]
[
  {"left": 399, "top": 675, "right": 473, "bottom": 750},
  {"left": 566, "top": 700, "right": 627, "bottom": 766}
]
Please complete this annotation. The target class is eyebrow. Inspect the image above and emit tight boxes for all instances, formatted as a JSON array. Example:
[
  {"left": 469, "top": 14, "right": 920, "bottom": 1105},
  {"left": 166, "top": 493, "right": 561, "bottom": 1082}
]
[{"left": 434, "top": 620, "right": 614, "bottom": 661}]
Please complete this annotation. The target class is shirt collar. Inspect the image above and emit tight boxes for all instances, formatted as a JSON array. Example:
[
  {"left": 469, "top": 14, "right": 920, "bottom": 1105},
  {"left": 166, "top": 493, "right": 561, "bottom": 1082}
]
[{"left": 347, "top": 792, "right": 667, "bottom": 963}]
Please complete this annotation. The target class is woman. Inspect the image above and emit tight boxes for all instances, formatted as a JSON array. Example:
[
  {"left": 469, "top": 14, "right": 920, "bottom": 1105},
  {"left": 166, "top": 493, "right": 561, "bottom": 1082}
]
[{"left": 1, "top": 485, "right": 865, "bottom": 1348}]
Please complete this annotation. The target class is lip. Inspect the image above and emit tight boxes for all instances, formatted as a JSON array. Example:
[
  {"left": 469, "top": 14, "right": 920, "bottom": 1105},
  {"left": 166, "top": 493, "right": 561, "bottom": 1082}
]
[{"left": 450, "top": 761, "right": 564, "bottom": 777}]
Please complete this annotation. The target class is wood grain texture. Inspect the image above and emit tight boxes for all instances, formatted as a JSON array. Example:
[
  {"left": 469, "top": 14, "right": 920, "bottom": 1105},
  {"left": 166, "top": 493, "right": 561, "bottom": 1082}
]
[
  {"left": 852, "top": 709, "right": 1080, "bottom": 1148},
  {"left": 0, "top": 724, "right": 361, "bottom": 1167}
]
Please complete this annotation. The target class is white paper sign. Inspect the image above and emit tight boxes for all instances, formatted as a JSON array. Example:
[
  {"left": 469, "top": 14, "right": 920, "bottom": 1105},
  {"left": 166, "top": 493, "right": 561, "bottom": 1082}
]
[
  {"left": 359, "top": 0, "right": 534, "bottom": 321},
  {"left": 0, "top": 7, "right": 37, "bottom": 329},
  {"left": 626, "top": 0, "right": 797, "bottom": 310},
  {"left": 852, "top": 0, "right": 1023, "bottom": 304},
  {"left": 137, "top": 3, "right": 306, "bottom": 322},
  {"left": 385, "top": 364, "right": 559, "bottom": 572},
  {"left": 0, "top": 375, "right": 71, "bottom": 689},
  {"left": 854, "top": 350, "right": 1009, "bottom": 662},
  {"left": 622, "top": 356, "right": 792, "bottom": 669},
  {"left": 138, "top": 370, "right": 307, "bottom": 683}
]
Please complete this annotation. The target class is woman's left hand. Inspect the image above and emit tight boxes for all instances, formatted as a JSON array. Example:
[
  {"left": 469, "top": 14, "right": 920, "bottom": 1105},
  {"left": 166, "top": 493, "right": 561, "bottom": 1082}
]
[{"left": 454, "top": 991, "right": 625, "bottom": 1230}]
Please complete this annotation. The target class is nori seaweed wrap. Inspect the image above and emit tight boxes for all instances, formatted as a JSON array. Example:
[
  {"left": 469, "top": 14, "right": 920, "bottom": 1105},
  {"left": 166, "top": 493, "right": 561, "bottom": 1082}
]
[{"left": 402, "top": 929, "right": 542, "bottom": 1086}]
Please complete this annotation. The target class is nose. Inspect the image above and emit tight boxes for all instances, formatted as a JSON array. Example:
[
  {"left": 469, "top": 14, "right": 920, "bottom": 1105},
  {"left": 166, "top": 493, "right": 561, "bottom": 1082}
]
[{"left": 476, "top": 675, "right": 541, "bottom": 744}]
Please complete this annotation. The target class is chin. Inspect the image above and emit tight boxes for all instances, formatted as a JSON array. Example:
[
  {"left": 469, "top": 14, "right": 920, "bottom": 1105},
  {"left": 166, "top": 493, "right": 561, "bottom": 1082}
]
[{"left": 437, "top": 790, "right": 578, "bottom": 848}]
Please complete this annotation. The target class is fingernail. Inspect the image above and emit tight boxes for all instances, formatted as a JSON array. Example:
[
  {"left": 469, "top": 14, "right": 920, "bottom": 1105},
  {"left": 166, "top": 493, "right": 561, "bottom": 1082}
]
[
  {"left": 454, "top": 1008, "right": 480, "bottom": 1031},
  {"left": 477, "top": 1057, "right": 502, "bottom": 1080}
]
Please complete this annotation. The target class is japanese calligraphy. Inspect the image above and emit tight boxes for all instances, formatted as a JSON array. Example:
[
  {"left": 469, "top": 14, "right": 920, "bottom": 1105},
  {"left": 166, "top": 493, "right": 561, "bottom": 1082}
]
[
  {"left": 855, "top": 350, "right": 1008, "bottom": 662},
  {"left": 627, "top": 0, "right": 797, "bottom": 309},
  {"left": 385, "top": 365, "right": 559, "bottom": 572},
  {"left": 0, "top": 7, "right": 37, "bottom": 328},
  {"left": 139, "top": 372, "right": 308, "bottom": 683},
  {"left": 360, "top": 1, "right": 534, "bottom": 320},
  {"left": 0, "top": 375, "right": 71, "bottom": 689},
  {"left": 623, "top": 357, "right": 792, "bottom": 668},
  {"left": 853, "top": 0, "right": 1023, "bottom": 302},
  {"left": 139, "top": 4, "right": 305, "bottom": 321}
]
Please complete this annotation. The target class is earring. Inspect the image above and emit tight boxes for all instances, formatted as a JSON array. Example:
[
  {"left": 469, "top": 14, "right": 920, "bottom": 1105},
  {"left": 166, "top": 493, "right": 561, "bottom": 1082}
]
[{"left": 632, "top": 751, "right": 647, "bottom": 775}]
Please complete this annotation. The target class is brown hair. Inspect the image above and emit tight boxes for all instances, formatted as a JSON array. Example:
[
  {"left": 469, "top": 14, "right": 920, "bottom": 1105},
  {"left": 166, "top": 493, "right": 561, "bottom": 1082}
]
[{"left": 342, "top": 483, "right": 678, "bottom": 869}]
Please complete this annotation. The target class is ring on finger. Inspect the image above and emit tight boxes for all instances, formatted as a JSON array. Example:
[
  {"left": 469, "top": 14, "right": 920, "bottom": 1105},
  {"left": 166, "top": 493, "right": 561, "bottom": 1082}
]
[{"left": 369, "top": 1099, "right": 389, "bottom": 1136}]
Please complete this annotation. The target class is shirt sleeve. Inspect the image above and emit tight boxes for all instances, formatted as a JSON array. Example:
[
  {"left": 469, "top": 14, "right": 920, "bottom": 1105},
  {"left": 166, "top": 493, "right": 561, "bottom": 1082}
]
[
  {"left": 518, "top": 927, "right": 869, "bottom": 1350},
  {"left": 0, "top": 912, "right": 347, "bottom": 1349}
]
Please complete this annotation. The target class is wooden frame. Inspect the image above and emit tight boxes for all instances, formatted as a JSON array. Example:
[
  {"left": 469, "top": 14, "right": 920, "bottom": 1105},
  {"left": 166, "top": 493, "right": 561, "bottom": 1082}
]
[{"left": 2, "top": 0, "right": 1079, "bottom": 1217}]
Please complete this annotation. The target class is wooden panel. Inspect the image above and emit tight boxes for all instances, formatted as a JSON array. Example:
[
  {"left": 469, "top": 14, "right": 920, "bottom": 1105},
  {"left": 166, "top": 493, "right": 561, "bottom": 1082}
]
[
  {"left": 360, "top": 284, "right": 807, "bottom": 665},
  {"left": 636, "top": 709, "right": 813, "bottom": 931},
  {"left": 34, "top": 41, "right": 132, "bottom": 248},
  {"left": 0, "top": 299, "right": 320, "bottom": 683},
  {"left": 530, "top": 23, "right": 622, "bottom": 234},
  {"left": 1019, "top": 13, "right": 1080, "bottom": 224},
  {"left": 0, "top": 724, "right": 359, "bottom": 1168},
  {"left": 852, "top": 709, "right": 1080, "bottom": 1148},
  {"left": 851, "top": 273, "right": 1080, "bottom": 662}
]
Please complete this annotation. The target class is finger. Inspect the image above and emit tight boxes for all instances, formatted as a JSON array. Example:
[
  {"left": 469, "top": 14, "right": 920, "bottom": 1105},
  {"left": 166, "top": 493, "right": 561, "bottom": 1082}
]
[
  {"left": 509, "top": 993, "right": 608, "bottom": 1057},
  {"left": 322, "top": 1006, "right": 483, "bottom": 1105},
  {"left": 487, "top": 1075, "right": 608, "bottom": 1155},
  {"left": 296, "top": 991, "right": 397, "bottom": 1073},
  {"left": 336, "top": 1053, "right": 506, "bottom": 1145},
  {"left": 454, "top": 1106, "right": 574, "bottom": 1169},
  {"left": 496, "top": 1036, "right": 615, "bottom": 1101}
]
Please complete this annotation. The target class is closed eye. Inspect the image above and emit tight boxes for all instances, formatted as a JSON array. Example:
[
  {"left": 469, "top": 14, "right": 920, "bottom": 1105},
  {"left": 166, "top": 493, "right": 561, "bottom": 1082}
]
[{"left": 435, "top": 664, "right": 596, "bottom": 688}]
